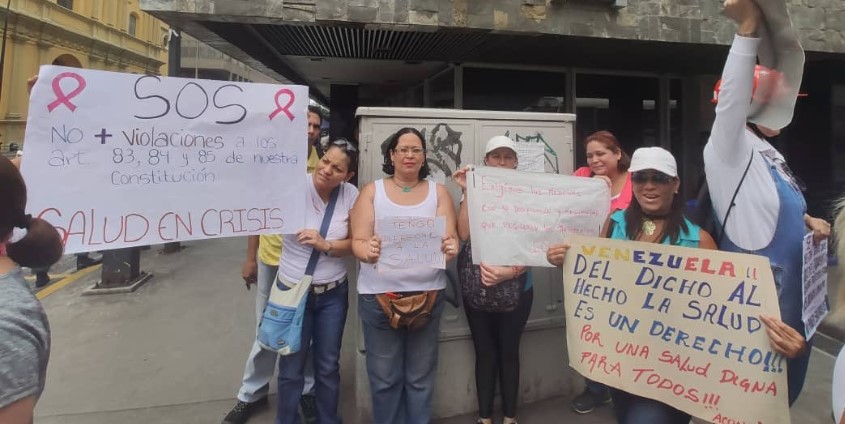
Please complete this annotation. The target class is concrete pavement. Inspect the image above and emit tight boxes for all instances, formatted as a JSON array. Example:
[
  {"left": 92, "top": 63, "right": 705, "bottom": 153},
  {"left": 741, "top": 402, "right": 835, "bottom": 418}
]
[{"left": 32, "top": 237, "right": 840, "bottom": 423}]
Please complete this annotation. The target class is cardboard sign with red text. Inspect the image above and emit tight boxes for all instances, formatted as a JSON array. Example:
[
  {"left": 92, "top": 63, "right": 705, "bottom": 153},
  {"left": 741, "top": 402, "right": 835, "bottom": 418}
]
[
  {"left": 563, "top": 235, "right": 789, "bottom": 424},
  {"left": 21, "top": 66, "right": 309, "bottom": 253}
]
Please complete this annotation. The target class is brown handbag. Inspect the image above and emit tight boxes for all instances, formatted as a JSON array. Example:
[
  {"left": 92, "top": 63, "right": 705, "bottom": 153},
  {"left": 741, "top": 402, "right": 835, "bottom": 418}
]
[{"left": 375, "top": 291, "right": 438, "bottom": 331}]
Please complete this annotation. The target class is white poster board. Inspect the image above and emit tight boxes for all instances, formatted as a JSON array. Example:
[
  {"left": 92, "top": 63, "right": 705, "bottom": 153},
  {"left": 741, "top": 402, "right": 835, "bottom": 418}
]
[
  {"left": 21, "top": 66, "right": 309, "bottom": 253},
  {"left": 801, "top": 233, "right": 829, "bottom": 339},
  {"left": 466, "top": 166, "right": 609, "bottom": 266},
  {"left": 376, "top": 216, "right": 446, "bottom": 270}
]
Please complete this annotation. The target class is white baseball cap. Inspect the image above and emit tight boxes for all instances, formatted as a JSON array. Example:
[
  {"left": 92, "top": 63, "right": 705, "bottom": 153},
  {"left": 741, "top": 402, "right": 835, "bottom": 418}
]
[
  {"left": 629, "top": 147, "right": 677, "bottom": 177},
  {"left": 484, "top": 135, "right": 517, "bottom": 156}
]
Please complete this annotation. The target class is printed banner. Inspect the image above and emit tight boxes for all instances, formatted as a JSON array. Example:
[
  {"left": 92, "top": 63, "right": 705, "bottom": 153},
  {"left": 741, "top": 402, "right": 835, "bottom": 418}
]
[
  {"left": 376, "top": 216, "right": 446, "bottom": 270},
  {"left": 563, "top": 235, "right": 789, "bottom": 424},
  {"left": 21, "top": 66, "right": 309, "bottom": 253},
  {"left": 466, "top": 167, "right": 609, "bottom": 266},
  {"left": 801, "top": 233, "right": 829, "bottom": 339}
]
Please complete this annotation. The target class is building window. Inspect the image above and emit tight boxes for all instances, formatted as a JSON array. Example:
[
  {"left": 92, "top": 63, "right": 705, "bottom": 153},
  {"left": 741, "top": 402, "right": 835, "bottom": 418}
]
[
  {"left": 57, "top": 0, "right": 73, "bottom": 10},
  {"left": 128, "top": 13, "right": 138, "bottom": 37},
  {"left": 463, "top": 67, "right": 566, "bottom": 112}
]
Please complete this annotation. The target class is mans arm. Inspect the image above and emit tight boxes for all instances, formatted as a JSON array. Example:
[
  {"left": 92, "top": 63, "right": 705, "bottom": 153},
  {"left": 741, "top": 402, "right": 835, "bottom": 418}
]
[{"left": 242, "top": 236, "right": 259, "bottom": 288}]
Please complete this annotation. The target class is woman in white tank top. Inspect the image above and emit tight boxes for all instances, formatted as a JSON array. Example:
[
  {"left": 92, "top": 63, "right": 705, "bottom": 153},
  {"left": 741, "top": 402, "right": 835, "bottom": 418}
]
[{"left": 350, "top": 127, "right": 458, "bottom": 424}]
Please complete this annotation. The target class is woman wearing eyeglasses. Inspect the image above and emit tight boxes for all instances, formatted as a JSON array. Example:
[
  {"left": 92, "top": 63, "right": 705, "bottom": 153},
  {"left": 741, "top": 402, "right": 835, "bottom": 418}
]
[
  {"left": 705, "top": 0, "right": 830, "bottom": 405},
  {"left": 547, "top": 147, "right": 806, "bottom": 423},
  {"left": 273, "top": 139, "right": 359, "bottom": 424},
  {"left": 350, "top": 127, "right": 458, "bottom": 424}
]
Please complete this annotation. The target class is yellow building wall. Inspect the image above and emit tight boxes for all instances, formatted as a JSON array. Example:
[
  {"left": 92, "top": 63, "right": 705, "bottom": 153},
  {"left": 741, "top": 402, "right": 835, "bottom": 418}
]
[{"left": 0, "top": 0, "right": 169, "bottom": 151}]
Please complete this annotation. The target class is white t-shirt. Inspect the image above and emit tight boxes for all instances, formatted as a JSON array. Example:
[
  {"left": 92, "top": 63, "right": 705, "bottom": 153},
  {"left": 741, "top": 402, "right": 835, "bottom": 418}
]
[
  {"left": 703, "top": 36, "right": 802, "bottom": 251},
  {"left": 278, "top": 175, "right": 359, "bottom": 284}
]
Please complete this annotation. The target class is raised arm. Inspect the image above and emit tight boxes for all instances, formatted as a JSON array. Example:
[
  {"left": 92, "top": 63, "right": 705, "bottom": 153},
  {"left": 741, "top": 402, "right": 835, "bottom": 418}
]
[{"left": 707, "top": 0, "right": 763, "bottom": 167}]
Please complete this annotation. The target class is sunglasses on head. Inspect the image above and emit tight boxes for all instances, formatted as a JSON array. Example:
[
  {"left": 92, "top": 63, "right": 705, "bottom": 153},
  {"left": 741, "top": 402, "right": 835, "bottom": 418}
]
[
  {"left": 330, "top": 138, "right": 358, "bottom": 153},
  {"left": 631, "top": 171, "right": 675, "bottom": 185}
]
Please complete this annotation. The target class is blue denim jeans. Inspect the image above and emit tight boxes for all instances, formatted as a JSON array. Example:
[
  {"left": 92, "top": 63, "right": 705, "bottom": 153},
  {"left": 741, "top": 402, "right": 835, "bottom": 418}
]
[
  {"left": 359, "top": 292, "right": 445, "bottom": 424},
  {"left": 611, "top": 389, "right": 690, "bottom": 424},
  {"left": 585, "top": 378, "right": 609, "bottom": 396},
  {"left": 276, "top": 281, "right": 349, "bottom": 424}
]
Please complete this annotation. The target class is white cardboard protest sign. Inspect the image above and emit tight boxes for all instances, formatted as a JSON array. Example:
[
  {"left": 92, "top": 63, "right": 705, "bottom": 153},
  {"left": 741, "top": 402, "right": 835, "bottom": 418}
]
[
  {"left": 376, "top": 216, "right": 446, "bottom": 270},
  {"left": 801, "top": 232, "right": 829, "bottom": 339},
  {"left": 564, "top": 235, "right": 790, "bottom": 424},
  {"left": 21, "top": 66, "right": 309, "bottom": 253},
  {"left": 466, "top": 167, "right": 609, "bottom": 266}
]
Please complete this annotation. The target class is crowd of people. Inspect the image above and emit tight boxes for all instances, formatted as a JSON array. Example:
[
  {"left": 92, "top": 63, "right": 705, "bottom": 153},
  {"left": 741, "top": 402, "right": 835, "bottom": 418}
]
[{"left": 1, "top": 0, "right": 843, "bottom": 423}]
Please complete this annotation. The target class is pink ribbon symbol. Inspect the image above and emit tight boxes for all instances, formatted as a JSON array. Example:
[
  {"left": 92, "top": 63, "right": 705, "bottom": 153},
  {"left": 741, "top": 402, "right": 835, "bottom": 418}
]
[
  {"left": 47, "top": 72, "right": 87, "bottom": 113},
  {"left": 268, "top": 88, "right": 295, "bottom": 121}
]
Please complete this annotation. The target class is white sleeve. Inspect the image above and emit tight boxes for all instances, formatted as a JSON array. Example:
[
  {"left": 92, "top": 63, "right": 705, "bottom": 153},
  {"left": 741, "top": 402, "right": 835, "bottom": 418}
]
[
  {"left": 704, "top": 36, "right": 780, "bottom": 251},
  {"left": 706, "top": 35, "right": 760, "bottom": 168}
]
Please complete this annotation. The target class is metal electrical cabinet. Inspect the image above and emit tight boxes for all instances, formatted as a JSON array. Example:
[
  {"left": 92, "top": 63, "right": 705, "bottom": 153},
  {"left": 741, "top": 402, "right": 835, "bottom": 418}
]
[{"left": 351, "top": 107, "right": 580, "bottom": 421}]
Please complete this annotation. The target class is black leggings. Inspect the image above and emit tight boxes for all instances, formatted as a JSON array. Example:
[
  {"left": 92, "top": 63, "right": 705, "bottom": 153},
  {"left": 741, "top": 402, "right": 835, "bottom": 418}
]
[{"left": 464, "top": 288, "right": 533, "bottom": 418}]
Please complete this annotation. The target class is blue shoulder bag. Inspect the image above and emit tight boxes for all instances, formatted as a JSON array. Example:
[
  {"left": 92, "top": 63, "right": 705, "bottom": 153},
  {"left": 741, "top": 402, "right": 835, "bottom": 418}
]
[{"left": 257, "top": 186, "right": 340, "bottom": 355}]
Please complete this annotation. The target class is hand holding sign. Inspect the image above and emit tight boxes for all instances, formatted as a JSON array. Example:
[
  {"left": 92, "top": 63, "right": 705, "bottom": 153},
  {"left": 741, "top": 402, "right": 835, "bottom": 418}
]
[{"left": 562, "top": 235, "right": 790, "bottom": 424}]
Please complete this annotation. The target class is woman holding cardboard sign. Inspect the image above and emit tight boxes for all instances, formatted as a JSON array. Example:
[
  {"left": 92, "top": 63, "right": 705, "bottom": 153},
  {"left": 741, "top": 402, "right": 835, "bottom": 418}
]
[
  {"left": 350, "top": 127, "right": 458, "bottom": 424},
  {"left": 546, "top": 147, "right": 807, "bottom": 423},
  {"left": 452, "top": 135, "right": 531, "bottom": 424},
  {"left": 570, "top": 130, "right": 632, "bottom": 414},
  {"left": 273, "top": 139, "right": 359, "bottom": 424}
]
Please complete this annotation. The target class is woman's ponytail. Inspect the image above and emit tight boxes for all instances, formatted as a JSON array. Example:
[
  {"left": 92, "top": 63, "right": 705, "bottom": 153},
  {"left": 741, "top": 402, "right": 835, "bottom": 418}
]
[{"left": 6, "top": 217, "right": 64, "bottom": 268}]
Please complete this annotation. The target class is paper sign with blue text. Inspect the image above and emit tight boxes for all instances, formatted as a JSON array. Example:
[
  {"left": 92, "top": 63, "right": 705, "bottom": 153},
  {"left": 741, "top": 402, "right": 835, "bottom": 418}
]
[
  {"left": 20, "top": 66, "right": 309, "bottom": 253},
  {"left": 466, "top": 166, "right": 609, "bottom": 266},
  {"left": 376, "top": 216, "right": 446, "bottom": 271},
  {"left": 563, "top": 235, "right": 789, "bottom": 424}
]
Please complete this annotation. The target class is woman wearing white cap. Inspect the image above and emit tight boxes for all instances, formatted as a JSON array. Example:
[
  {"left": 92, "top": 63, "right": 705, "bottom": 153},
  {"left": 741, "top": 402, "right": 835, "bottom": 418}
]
[
  {"left": 452, "top": 136, "right": 531, "bottom": 424},
  {"left": 548, "top": 147, "right": 807, "bottom": 423}
]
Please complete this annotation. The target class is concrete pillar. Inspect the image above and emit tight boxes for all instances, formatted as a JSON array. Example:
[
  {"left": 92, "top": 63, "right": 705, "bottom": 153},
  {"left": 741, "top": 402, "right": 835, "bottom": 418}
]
[
  {"left": 681, "top": 76, "right": 704, "bottom": 197},
  {"left": 453, "top": 64, "right": 463, "bottom": 109},
  {"left": 658, "top": 76, "right": 671, "bottom": 149}
]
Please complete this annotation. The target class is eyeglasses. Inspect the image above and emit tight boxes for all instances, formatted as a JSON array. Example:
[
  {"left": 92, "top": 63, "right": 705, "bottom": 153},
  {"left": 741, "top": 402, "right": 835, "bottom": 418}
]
[
  {"left": 330, "top": 138, "right": 358, "bottom": 153},
  {"left": 631, "top": 171, "right": 675, "bottom": 185},
  {"left": 394, "top": 147, "right": 425, "bottom": 156}
]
